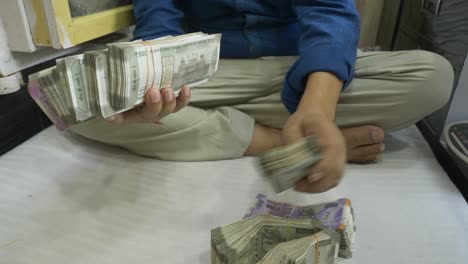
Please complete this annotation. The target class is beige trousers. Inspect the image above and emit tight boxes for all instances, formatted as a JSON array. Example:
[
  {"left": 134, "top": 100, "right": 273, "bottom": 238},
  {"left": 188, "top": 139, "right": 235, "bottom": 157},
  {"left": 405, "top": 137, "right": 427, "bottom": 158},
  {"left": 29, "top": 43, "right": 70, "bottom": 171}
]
[{"left": 70, "top": 50, "right": 454, "bottom": 161}]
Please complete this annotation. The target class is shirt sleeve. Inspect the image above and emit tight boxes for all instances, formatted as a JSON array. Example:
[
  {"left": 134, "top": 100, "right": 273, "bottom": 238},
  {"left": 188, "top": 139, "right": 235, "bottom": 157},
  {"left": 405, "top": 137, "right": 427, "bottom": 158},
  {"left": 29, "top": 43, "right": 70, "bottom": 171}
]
[
  {"left": 132, "top": 0, "right": 185, "bottom": 41},
  {"left": 281, "top": 0, "right": 361, "bottom": 113}
]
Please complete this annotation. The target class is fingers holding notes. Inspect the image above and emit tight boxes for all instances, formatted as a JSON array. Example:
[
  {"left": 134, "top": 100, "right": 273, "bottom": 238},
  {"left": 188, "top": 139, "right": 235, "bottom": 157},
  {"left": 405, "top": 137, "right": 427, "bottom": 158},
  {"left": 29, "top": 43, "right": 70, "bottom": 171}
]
[
  {"left": 105, "top": 85, "right": 191, "bottom": 125},
  {"left": 173, "top": 84, "right": 191, "bottom": 113}
]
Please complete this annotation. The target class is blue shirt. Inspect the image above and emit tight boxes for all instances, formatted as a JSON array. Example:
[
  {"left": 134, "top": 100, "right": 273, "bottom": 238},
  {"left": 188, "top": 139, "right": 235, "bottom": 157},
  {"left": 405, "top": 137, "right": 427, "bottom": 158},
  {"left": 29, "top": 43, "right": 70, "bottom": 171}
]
[{"left": 132, "top": 0, "right": 360, "bottom": 113}]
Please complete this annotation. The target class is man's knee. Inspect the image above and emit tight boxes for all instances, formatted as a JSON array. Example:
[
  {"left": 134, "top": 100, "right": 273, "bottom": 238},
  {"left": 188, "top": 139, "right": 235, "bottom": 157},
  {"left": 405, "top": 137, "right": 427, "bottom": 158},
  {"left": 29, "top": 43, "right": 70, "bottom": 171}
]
[{"left": 408, "top": 50, "right": 454, "bottom": 114}]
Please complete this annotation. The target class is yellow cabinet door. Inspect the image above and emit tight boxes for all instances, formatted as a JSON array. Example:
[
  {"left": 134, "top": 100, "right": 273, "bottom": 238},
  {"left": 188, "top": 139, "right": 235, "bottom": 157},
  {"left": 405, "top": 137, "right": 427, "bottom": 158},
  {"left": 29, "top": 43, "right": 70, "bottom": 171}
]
[{"left": 24, "top": 0, "right": 135, "bottom": 49}]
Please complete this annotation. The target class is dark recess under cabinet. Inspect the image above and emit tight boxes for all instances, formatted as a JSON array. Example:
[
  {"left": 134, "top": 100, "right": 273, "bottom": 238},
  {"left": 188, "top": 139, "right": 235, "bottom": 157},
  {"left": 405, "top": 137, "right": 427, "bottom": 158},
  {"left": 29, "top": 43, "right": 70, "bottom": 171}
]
[{"left": 0, "top": 87, "right": 52, "bottom": 156}]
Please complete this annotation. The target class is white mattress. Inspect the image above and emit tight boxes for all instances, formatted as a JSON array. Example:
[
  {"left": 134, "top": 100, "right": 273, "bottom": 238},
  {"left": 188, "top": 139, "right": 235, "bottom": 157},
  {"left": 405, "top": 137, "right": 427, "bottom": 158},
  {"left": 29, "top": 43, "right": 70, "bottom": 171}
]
[{"left": 0, "top": 126, "right": 467, "bottom": 264}]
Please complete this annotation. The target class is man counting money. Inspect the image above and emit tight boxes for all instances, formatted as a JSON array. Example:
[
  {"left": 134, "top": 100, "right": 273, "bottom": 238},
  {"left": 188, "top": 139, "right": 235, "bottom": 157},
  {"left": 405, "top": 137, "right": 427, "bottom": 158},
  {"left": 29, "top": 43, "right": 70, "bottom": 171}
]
[{"left": 70, "top": 0, "right": 454, "bottom": 193}]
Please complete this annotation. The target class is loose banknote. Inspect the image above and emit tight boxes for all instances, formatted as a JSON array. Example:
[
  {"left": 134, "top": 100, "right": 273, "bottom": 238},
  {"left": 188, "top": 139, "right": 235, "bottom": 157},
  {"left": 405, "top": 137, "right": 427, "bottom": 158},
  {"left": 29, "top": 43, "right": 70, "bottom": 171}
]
[{"left": 28, "top": 32, "right": 221, "bottom": 130}]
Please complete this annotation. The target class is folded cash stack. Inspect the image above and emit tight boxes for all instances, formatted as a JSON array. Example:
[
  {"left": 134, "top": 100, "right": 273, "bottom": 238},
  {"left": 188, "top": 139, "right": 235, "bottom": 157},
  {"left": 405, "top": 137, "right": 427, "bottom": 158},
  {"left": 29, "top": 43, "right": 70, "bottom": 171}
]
[
  {"left": 27, "top": 32, "right": 221, "bottom": 130},
  {"left": 258, "top": 136, "right": 321, "bottom": 193},
  {"left": 211, "top": 195, "right": 356, "bottom": 264}
]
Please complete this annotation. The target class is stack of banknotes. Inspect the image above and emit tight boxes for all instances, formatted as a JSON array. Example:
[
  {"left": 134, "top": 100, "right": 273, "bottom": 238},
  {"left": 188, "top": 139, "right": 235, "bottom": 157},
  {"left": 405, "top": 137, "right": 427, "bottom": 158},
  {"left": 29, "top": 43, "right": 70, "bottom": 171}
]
[
  {"left": 257, "top": 231, "right": 341, "bottom": 264},
  {"left": 211, "top": 194, "right": 356, "bottom": 264},
  {"left": 258, "top": 136, "right": 321, "bottom": 192},
  {"left": 27, "top": 32, "right": 221, "bottom": 130},
  {"left": 244, "top": 194, "right": 356, "bottom": 259}
]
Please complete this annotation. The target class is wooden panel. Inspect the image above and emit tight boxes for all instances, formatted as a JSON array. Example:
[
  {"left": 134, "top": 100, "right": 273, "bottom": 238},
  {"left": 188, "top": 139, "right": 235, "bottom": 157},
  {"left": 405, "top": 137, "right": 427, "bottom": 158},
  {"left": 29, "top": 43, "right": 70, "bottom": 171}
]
[
  {"left": 355, "top": 0, "right": 385, "bottom": 48},
  {"left": 399, "top": 0, "right": 424, "bottom": 35},
  {"left": 377, "top": 0, "right": 403, "bottom": 50},
  {"left": 46, "top": 1, "right": 134, "bottom": 49},
  {"left": 393, "top": 30, "right": 419, "bottom": 50},
  {"left": 23, "top": 0, "right": 134, "bottom": 49}
]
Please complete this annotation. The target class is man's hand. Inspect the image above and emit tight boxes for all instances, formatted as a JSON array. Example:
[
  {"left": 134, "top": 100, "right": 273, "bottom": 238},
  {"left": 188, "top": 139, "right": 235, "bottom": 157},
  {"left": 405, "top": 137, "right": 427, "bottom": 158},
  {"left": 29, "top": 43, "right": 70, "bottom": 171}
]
[
  {"left": 284, "top": 71, "right": 346, "bottom": 193},
  {"left": 283, "top": 112, "right": 346, "bottom": 193},
  {"left": 105, "top": 85, "right": 191, "bottom": 125}
]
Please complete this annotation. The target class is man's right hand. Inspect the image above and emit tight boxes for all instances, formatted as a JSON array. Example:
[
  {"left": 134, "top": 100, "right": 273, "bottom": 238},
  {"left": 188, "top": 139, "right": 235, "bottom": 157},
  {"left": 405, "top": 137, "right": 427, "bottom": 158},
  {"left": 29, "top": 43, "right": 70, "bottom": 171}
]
[
  {"left": 282, "top": 111, "right": 347, "bottom": 193},
  {"left": 283, "top": 72, "right": 346, "bottom": 193},
  {"left": 105, "top": 85, "right": 191, "bottom": 125}
]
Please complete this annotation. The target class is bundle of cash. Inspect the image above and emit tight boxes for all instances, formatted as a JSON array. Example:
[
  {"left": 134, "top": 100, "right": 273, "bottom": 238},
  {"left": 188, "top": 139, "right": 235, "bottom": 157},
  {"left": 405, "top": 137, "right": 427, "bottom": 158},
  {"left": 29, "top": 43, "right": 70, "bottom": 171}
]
[
  {"left": 257, "top": 231, "right": 340, "bottom": 264},
  {"left": 210, "top": 214, "right": 339, "bottom": 264},
  {"left": 243, "top": 194, "right": 356, "bottom": 258},
  {"left": 258, "top": 136, "right": 321, "bottom": 192},
  {"left": 28, "top": 32, "right": 221, "bottom": 130}
]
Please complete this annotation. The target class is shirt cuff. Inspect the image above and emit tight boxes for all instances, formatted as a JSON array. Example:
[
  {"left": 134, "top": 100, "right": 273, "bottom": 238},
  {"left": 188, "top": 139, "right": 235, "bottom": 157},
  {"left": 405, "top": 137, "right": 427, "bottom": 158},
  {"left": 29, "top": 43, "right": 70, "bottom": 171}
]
[{"left": 281, "top": 44, "right": 356, "bottom": 113}]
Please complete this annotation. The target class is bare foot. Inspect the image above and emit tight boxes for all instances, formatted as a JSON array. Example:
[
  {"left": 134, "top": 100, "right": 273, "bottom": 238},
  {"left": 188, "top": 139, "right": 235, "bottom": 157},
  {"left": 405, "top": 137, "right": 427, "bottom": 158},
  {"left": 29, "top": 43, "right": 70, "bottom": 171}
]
[
  {"left": 244, "top": 123, "right": 282, "bottom": 156},
  {"left": 341, "top": 125, "right": 385, "bottom": 163},
  {"left": 244, "top": 123, "right": 385, "bottom": 163}
]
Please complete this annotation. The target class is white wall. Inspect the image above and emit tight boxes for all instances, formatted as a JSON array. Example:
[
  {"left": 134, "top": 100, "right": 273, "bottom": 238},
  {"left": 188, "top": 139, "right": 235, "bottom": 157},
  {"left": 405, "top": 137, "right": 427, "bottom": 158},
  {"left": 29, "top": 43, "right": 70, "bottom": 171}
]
[
  {"left": 1, "top": 0, "right": 37, "bottom": 52},
  {"left": 0, "top": 17, "right": 19, "bottom": 77},
  {"left": 0, "top": 15, "right": 82, "bottom": 78}
]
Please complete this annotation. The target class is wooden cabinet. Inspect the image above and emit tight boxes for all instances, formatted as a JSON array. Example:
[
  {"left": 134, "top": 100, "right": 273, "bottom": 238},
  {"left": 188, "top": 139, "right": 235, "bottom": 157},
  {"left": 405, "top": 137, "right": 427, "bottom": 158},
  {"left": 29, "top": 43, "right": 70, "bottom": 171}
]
[
  {"left": 1, "top": 0, "right": 134, "bottom": 52},
  {"left": 354, "top": 0, "right": 403, "bottom": 50},
  {"left": 376, "top": 0, "right": 403, "bottom": 50},
  {"left": 355, "top": 0, "right": 385, "bottom": 48},
  {"left": 24, "top": 0, "right": 134, "bottom": 49}
]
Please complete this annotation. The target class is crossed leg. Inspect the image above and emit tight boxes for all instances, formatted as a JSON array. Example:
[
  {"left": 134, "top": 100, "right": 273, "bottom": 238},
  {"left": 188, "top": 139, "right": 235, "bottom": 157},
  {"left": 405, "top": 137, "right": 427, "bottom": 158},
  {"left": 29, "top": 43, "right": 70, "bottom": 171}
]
[{"left": 69, "top": 50, "right": 453, "bottom": 162}]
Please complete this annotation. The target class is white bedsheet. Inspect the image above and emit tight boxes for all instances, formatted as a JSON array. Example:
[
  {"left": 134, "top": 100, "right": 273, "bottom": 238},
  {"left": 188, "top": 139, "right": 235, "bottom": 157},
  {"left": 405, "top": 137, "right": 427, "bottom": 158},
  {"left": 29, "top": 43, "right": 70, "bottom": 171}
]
[{"left": 0, "top": 126, "right": 467, "bottom": 264}]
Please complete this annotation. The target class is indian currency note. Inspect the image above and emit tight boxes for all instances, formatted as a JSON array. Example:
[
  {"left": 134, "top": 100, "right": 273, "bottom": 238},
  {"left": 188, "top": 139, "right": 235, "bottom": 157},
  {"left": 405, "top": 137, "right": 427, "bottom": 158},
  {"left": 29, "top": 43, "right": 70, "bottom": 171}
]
[
  {"left": 296, "top": 230, "right": 340, "bottom": 264},
  {"left": 95, "top": 51, "right": 117, "bottom": 118},
  {"left": 28, "top": 79, "right": 67, "bottom": 130},
  {"left": 259, "top": 136, "right": 319, "bottom": 163},
  {"left": 56, "top": 55, "right": 94, "bottom": 121},
  {"left": 257, "top": 230, "right": 340, "bottom": 264},
  {"left": 244, "top": 194, "right": 356, "bottom": 258},
  {"left": 51, "top": 69, "right": 76, "bottom": 124},
  {"left": 28, "top": 33, "right": 222, "bottom": 128},
  {"left": 211, "top": 215, "right": 324, "bottom": 264},
  {"left": 265, "top": 157, "right": 319, "bottom": 192},
  {"left": 84, "top": 51, "right": 99, "bottom": 112},
  {"left": 28, "top": 67, "right": 75, "bottom": 129},
  {"left": 120, "top": 34, "right": 221, "bottom": 109},
  {"left": 255, "top": 225, "right": 324, "bottom": 261},
  {"left": 81, "top": 54, "right": 97, "bottom": 114},
  {"left": 258, "top": 136, "right": 321, "bottom": 192},
  {"left": 42, "top": 70, "right": 73, "bottom": 125}
]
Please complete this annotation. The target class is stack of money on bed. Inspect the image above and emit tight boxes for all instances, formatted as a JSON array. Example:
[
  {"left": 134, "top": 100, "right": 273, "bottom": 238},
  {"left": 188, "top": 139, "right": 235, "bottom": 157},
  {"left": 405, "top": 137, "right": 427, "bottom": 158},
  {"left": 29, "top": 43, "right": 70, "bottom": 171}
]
[
  {"left": 210, "top": 215, "right": 339, "bottom": 264},
  {"left": 258, "top": 136, "right": 322, "bottom": 193},
  {"left": 256, "top": 231, "right": 341, "bottom": 264},
  {"left": 210, "top": 195, "right": 356, "bottom": 264},
  {"left": 28, "top": 32, "right": 221, "bottom": 130},
  {"left": 243, "top": 194, "right": 356, "bottom": 259}
]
